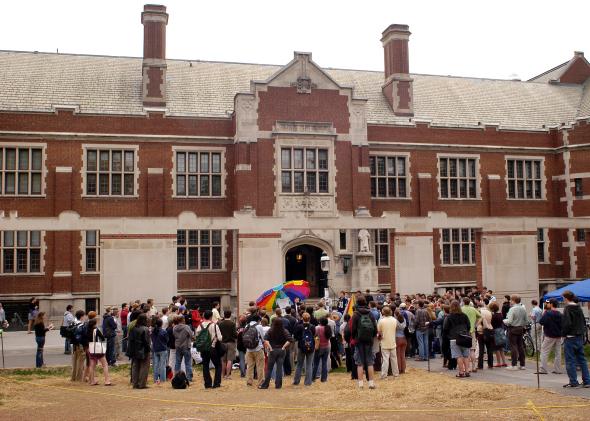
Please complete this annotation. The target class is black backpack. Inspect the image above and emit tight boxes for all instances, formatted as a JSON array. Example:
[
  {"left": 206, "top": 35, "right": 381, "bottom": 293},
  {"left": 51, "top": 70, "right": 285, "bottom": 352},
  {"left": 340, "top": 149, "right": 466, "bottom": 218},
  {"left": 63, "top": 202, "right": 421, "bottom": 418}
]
[
  {"left": 171, "top": 371, "right": 190, "bottom": 389},
  {"left": 242, "top": 323, "right": 261, "bottom": 350},
  {"left": 300, "top": 324, "right": 315, "bottom": 354}
]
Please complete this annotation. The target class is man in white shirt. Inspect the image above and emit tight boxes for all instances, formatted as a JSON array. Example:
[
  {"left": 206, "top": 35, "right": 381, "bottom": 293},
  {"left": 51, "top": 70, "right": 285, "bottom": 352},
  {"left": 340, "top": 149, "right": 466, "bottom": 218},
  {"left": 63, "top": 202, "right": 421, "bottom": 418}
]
[
  {"left": 377, "top": 306, "right": 399, "bottom": 379},
  {"left": 211, "top": 301, "right": 221, "bottom": 323}
]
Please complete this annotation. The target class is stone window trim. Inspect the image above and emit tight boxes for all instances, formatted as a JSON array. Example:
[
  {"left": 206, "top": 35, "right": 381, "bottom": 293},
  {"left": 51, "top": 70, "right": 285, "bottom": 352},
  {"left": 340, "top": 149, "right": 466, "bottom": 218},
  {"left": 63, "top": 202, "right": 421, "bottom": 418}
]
[
  {"left": 369, "top": 151, "right": 412, "bottom": 200},
  {"left": 373, "top": 228, "right": 390, "bottom": 268},
  {"left": 0, "top": 143, "right": 47, "bottom": 197},
  {"left": 171, "top": 146, "right": 227, "bottom": 199},
  {"left": 274, "top": 138, "right": 336, "bottom": 197},
  {"left": 81, "top": 144, "right": 140, "bottom": 198},
  {"left": 0, "top": 230, "right": 45, "bottom": 275},
  {"left": 176, "top": 229, "right": 227, "bottom": 273},
  {"left": 436, "top": 153, "right": 481, "bottom": 201},
  {"left": 504, "top": 155, "right": 546, "bottom": 201},
  {"left": 439, "top": 228, "right": 477, "bottom": 267},
  {"left": 537, "top": 228, "right": 550, "bottom": 264},
  {"left": 80, "top": 230, "right": 100, "bottom": 275}
]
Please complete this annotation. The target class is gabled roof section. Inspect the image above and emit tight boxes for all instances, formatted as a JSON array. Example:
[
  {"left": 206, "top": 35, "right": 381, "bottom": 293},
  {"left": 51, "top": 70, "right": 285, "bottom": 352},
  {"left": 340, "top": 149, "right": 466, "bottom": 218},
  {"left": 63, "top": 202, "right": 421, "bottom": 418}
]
[
  {"left": 528, "top": 52, "right": 590, "bottom": 84},
  {"left": 250, "top": 52, "right": 358, "bottom": 96},
  {"left": 579, "top": 78, "right": 590, "bottom": 118}
]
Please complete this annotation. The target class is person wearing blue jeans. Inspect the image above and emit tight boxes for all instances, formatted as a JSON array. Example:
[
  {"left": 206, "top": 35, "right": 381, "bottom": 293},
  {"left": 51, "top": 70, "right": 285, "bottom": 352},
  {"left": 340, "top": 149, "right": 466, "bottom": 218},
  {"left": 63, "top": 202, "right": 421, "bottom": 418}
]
[
  {"left": 33, "top": 312, "right": 52, "bottom": 368},
  {"left": 292, "top": 314, "right": 316, "bottom": 386},
  {"left": 312, "top": 347, "right": 329, "bottom": 382},
  {"left": 561, "top": 291, "right": 590, "bottom": 388},
  {"left": 151, "top": 318, "right": 168, "bottom": 384},
  {"left": 416, "top": 329, "right": 429, "bottom": 361},
  {"left": 175, "top": 347, "right": 193, "bottom": 381}
]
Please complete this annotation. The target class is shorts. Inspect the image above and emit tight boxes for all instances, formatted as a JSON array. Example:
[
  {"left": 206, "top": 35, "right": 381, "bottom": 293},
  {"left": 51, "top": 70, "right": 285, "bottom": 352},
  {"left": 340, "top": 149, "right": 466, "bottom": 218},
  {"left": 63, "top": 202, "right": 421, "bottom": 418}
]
[
  {"left": 223, "top": 342, "right": 237, "bottom": 362},
  {"left": 450, "top": 339, "right": 470, "bottom": 359},
  {"left": 353, "top": 343, "right": 375, "bottom": 366}
]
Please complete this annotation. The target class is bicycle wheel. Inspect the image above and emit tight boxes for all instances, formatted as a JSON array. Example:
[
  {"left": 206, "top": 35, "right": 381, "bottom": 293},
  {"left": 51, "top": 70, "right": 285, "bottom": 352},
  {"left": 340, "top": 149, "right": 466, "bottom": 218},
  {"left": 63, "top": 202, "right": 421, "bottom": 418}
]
[{"left": 524, "top": 335, "right": 535, "bottom": 357}]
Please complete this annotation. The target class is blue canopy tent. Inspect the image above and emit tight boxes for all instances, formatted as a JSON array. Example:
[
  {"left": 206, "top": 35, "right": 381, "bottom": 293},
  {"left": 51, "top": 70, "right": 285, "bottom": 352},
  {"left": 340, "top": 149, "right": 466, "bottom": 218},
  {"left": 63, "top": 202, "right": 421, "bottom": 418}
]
[{"left": 542, "top": 278, "right": 590, "bottom": 302}]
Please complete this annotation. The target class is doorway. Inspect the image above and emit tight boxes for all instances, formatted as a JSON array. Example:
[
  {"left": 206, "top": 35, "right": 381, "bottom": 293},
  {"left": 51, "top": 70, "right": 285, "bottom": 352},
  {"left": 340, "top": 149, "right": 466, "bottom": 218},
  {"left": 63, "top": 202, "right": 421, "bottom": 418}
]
[{"left": 285, "top": 244, "right": 325, "bottom": 297}]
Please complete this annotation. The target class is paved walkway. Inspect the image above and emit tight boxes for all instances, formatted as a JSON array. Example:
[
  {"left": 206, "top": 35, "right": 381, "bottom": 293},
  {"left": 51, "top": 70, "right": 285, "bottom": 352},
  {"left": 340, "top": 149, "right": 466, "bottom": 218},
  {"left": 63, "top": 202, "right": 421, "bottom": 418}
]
[
  {"left": 407, "top": 355, "right": 590, "bottom": 399},
  {"left": 1, "top": 330, "right": 76, "bottom": 368}
]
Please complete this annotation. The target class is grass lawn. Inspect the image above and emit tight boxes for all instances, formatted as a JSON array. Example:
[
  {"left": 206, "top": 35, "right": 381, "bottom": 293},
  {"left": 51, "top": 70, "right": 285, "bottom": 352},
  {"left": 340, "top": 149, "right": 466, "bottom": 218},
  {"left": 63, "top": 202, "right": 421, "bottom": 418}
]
[{"left": 0, "top": 364, "right": 589, "bottom": 420}]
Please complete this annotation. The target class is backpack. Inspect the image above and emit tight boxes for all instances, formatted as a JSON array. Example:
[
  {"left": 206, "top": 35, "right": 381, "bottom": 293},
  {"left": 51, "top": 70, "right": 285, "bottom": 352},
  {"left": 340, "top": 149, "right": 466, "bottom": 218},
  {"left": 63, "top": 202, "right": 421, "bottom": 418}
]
[
  {"left": 60, "top": 322, "right": 76, "bottom": 340},
  {"left": 166, "top": 365, "right": 173, "bottom": 381},
  {"left": 356, "top": 313, "right": 375, "bottom": 343},
  {"left": 300, "top": 324, "right": 315, "bottom": 354},
  {"left": 194, "top": 323, "right": 212, "bottom": 353},
  {"left": 242, "top": 323, "right": 261, "bottom": 350},
  {"left": 71, "top": 323, "right": 87, "bottom": 346},
  {"left": 171, "top": 371, "right": 189, "bottom": 389}
]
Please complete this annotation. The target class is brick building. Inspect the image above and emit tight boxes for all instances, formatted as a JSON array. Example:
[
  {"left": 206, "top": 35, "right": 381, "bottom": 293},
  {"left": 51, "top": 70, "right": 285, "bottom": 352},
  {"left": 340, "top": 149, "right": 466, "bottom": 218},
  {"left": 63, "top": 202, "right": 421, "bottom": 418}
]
[{"left": 1, "top": 5, "right": 590, "bottom": 320}]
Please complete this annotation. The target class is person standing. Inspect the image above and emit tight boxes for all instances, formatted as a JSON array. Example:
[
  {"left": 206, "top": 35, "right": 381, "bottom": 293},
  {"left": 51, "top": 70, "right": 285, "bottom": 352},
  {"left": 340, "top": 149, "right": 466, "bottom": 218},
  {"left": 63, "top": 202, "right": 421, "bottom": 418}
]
[
  {"left": 503, "top": 295, "right": 529, "bottom": 370},
  {"left": 151, "top": 318, "right": 168, "bottom": 385},
  {"left": 244, "top": 311, "right": 266, "bottom": 387},
  {"left": 102, "top": 307, "right": 117, "bottom": 367},
  {"left": 537, "top": 299, "right": 563, "bottom": 375},
  {"left": 351, "top": 295, "right": 377, "bottom": 389},
  {"left": 460, "top": 297, "right": 482, "bottom": 372},
  {"left": 259, "top": 318, "right": 292, "bottom": 389},
  {"left": 312, "top": 317, "right": 332, "bottom": 382},
  {"left": 377, "top": 306, "right": 399, "bottom": 379},
  {"left": 120, "top": 303, "right": 129, "bottom": 354},
  {"left": 477, "top": 300, "right": 494, "bottom": 370},
  {"left": 561, "top": 291, "right": 590, "bottom": 388},
  {"left": 393, "top": 308, "right": 407, "bottom": 374},
  {"left": 211, "top": 302, "right": 221, "bottom": 324},
  {"left": 33, "top": 312, "right": 53, "bottom": 368},
  {"left": 128, "top": 313, "right": 150, "bottom": 389},
  {"left": 196, "top": 310, "right": 224, "bottom": 388},
  {"left": 173, "top": 315, "right": 194, "bottom": 382},
  {"left": 530, "top": 299, "right": 543, "bottom": 347},
  {"left": 27, "top": 297, "right": 38, "bottom": 334},
  {"left": 292, "top": 312, "right": 316, "bottom": 386},
  {"left": 70, "top": 310, "right": 87, "bottom": 382},
  {"left": 443, "top": 300, "right": 471, "bottom": 378},
  {"left": 489, "top": 302, "right": 507, "bottom": 367},
  {"left": 62, "top": 305, "right": 75, "bottom": 355},
  {"left": 414, "top": 301, "right": 430, "bottom": 362},
  {"left": 336, "top": 291, "right": 348, "bottom": 315},
  {"left": 218, "top": 310, "right": 238, "bottom": 380},
  {"left": 86, "top": 318, "right": 112, "bottom": 386}
]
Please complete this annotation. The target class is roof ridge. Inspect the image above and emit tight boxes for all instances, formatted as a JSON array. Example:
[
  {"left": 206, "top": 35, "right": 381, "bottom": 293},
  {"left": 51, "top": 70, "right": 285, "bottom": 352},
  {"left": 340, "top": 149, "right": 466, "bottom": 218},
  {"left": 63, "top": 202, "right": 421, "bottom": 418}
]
[
  {"left": 527, "top": 60, "right": 569, "bottom": 82},
  {"left": 0, "top": 49, "right": 548, "bottom": 82}
]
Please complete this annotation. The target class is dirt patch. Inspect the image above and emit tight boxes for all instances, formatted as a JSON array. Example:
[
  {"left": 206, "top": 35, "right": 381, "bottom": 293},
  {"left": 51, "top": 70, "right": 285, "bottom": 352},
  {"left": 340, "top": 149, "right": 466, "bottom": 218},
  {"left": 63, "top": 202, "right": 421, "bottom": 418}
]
[{"left": 0, "top": 367, "right": 588, "bottom": 421}]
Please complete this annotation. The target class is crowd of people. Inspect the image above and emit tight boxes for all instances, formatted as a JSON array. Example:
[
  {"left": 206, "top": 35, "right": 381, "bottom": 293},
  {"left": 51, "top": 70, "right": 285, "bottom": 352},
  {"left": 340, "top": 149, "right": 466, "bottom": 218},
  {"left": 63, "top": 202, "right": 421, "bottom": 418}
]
[{"left": 51, "top": 288, "right": 590, "bottom": 390}]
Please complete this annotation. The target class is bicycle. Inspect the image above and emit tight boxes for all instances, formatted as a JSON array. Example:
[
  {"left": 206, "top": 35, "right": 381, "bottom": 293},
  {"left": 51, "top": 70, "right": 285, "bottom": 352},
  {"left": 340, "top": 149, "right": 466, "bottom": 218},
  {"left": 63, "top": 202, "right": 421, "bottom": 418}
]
[{"left": 523, "top": 323, "right": 536, "bottom": 357}]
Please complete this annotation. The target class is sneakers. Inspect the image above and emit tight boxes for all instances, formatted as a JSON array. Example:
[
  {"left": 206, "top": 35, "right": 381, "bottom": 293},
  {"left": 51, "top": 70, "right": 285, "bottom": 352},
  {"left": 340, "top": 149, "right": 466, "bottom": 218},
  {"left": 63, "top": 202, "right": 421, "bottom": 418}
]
[
  {"left": 358, "top": 381, "right": 364, "bottom": 389},
  {"left": 534, "top": 371, "right": 548, "bottom": 375},
  {"left": 505, "top": 366, "right": 518, "bottom": 371},
  {"left": 518, "top": 366, "right": 526, "bottom": 370},
  {"left": 563, "top": 383, "right": 581, "bottom": 388},
  {"left": 368, "top": 380, "right": 376, "bottom": 389}
]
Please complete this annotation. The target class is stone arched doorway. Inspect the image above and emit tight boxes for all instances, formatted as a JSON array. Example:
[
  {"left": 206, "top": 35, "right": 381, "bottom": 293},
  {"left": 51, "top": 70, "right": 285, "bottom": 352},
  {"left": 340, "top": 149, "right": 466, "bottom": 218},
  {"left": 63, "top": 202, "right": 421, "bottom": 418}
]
[{"left": 285, "top": 244, "right": 325, "bottom": 297}]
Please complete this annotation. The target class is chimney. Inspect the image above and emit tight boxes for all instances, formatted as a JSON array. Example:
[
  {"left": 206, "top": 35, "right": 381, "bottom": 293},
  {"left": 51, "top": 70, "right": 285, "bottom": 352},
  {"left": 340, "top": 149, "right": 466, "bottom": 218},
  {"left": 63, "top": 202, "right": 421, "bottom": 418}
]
[
  {"left": 381, "top": 24, "right": 413, "bottom": 116},
  {"left": 141, "top": 4, "right": 168, "bottom": 108}
]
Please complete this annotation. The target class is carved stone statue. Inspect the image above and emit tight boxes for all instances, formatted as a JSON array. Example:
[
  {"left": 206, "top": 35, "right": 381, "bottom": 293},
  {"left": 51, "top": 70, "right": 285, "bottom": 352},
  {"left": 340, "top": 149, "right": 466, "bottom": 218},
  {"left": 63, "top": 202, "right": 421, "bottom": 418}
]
[{"left": 358, "top": 229, "right": 371, "bottom": 253}]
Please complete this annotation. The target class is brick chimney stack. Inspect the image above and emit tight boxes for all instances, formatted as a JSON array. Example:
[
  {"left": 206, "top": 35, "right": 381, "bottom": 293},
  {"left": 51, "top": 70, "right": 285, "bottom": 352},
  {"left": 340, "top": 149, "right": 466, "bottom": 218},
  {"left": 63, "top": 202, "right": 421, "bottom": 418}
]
[
  {"left": 141, "top": 4, "right": 168, "bottom": 108},
  {"left": 381, "top": 24, "right": 413, "bottom": 116}
]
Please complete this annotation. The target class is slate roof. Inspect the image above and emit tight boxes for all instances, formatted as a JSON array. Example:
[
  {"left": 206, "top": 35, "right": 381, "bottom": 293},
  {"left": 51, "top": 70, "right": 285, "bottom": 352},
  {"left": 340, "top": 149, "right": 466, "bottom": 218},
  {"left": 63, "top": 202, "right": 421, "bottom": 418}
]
[{"left": 0, "top": 50, "right": 588, "bottom": 131}]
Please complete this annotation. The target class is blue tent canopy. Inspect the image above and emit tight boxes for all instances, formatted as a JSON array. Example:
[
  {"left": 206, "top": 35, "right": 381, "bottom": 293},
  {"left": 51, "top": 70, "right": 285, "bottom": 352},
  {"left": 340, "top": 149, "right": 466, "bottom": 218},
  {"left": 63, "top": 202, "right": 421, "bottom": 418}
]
[{"left": 542, "top": 278, "right": 590, "bottom": 302}]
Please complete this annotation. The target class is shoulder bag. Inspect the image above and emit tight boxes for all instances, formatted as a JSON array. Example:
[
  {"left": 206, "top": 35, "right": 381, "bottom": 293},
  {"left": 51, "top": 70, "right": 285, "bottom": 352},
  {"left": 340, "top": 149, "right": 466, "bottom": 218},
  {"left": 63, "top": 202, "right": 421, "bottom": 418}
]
[{"left": 88, "top": 328, "right": 107, "bottom": 356}]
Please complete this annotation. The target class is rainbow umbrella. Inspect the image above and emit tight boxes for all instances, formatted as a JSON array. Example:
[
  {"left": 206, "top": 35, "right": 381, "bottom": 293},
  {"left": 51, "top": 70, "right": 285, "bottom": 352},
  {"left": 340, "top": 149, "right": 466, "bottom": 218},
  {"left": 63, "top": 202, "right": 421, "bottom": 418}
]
[
  {"left": 282, "top": 280, "right": 311, "bottom": 302},
  {"left": 255, "top": 285, "right": 287, "bottom": 311}
]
